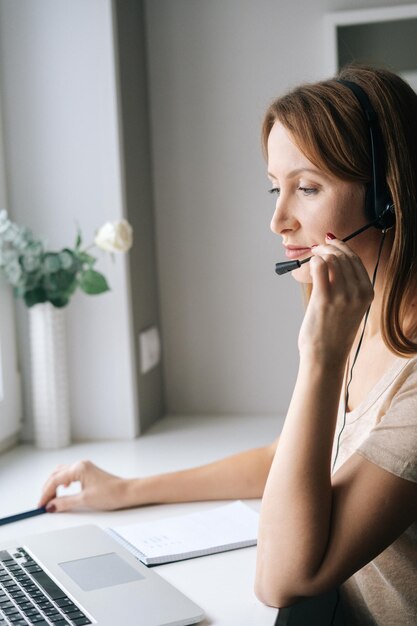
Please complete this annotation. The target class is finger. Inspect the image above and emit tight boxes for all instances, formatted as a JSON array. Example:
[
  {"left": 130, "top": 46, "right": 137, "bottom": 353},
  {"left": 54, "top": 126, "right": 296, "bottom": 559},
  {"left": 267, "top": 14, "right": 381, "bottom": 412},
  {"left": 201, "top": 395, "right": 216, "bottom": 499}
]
[
  {"left": 321, "top": 237, "right": 368, "bottom": 283},
  {"left": 309, "top": 255, "right": 332, "bottom": 297},
  {"left": 319, "top": 250, "right": 355, "bottom": 290},
  {"left": 38, "top": 467, "right": 82, "bottom": 507},
  {"left": 310, "top": 246, "right": 351, "bottom": 293},
  {"left": 46, "top": 493, "right": 84, "bottom": 513},
  {"left": 51, "top": 464, "right": 68, "bottom": 475},
  {"left": 312, "top": 242, "right": 362, "bottom": 288},
  {"left": 312, "top": 242, "right": 373, "bottom": 309}
]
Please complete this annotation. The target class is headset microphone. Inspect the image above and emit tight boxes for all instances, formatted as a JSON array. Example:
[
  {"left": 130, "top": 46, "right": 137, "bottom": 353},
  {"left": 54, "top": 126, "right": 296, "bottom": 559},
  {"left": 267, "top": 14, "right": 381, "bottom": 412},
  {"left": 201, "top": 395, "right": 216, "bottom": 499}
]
[{"left": 275, "top": 204, "right": 394, "bottom": 275}]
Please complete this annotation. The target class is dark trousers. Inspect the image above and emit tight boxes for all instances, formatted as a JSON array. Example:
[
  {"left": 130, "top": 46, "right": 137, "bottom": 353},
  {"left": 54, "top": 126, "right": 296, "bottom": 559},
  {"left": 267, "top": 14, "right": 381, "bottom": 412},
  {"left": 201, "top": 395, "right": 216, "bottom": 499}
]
[{"left": 275, "top": 589, "right": 345, "bottom": 626}]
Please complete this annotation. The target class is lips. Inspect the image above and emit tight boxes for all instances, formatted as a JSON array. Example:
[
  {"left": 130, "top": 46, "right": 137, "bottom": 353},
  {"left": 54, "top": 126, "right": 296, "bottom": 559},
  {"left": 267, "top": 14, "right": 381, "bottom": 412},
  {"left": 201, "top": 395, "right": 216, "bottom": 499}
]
[{"left": 284, "top": 245, "right": 311, "bottom": 260}]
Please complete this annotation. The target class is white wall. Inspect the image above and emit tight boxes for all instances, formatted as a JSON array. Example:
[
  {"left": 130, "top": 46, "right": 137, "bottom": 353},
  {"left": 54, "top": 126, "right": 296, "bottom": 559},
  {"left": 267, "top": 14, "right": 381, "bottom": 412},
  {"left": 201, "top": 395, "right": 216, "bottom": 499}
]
[
  {"left": 0, "top": 0, "right": 138, "bottom": 440},
  {"left": 144, "top": 0, "right": 417, "bottom": 416}
]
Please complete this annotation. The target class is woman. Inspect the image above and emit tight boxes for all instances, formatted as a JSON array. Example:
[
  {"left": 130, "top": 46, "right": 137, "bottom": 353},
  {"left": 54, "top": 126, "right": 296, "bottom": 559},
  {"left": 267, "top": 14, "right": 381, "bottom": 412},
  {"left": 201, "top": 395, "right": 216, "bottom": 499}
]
[{"left": 39, "top": 65, "right": 417, "bottom": 625}]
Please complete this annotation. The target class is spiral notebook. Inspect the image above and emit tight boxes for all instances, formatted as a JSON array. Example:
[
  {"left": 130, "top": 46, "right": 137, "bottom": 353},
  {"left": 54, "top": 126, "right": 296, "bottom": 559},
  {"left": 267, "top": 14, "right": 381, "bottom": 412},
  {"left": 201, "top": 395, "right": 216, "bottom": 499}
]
[{"left": 107, "top": 501, "right": 259, "bottom": 566}]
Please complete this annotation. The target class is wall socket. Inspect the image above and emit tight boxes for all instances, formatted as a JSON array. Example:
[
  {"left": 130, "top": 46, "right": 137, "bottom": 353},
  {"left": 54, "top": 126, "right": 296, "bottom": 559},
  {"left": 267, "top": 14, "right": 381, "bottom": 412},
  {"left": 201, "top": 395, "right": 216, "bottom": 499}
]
[{"left": 139, "top": 326, "right": 161, "bottom": 374}]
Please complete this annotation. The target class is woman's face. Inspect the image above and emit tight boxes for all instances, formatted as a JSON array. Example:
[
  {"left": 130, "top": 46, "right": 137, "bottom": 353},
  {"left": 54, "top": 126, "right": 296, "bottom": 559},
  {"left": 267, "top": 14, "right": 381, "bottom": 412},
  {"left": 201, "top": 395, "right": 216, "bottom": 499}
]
[{"left": 267, "top": 121, "right": 380, "bottom": 284}]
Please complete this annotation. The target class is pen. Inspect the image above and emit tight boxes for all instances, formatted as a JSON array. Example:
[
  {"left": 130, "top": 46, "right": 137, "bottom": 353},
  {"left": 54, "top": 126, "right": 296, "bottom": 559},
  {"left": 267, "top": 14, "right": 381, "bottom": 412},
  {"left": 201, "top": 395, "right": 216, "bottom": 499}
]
[{"left": 0, "top": 506, "right": 47, "bottom": 526}]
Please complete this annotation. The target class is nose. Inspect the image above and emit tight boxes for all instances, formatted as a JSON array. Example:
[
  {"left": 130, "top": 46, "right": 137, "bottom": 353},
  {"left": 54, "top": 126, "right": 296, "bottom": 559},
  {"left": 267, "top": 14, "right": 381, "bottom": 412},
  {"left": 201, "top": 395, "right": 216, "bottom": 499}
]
[{"left": 270, "top": 194, "right": 299, "bottom": 236}]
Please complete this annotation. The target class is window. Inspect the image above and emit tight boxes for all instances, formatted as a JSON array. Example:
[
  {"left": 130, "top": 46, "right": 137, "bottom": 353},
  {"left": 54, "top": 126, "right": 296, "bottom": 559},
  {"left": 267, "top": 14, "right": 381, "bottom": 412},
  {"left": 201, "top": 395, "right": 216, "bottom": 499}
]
[
  {"left": 0, "top": 277, "right": 21, "bottom": 450},
  {"left": 324, "top": 5, "right": 417, "bottom": 79},
  {"left": 0, "top": 88, "right": 21, "bottom": 451},
  {"left": 0, "top": 334, "right": 3, "bottom": 402}
]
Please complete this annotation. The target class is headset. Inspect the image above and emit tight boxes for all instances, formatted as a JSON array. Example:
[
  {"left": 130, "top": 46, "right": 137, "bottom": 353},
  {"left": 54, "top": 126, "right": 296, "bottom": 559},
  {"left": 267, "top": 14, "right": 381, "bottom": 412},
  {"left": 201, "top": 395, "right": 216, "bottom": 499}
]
[{"left": 275, "top": 78, "right": 395, "bottom": 276}]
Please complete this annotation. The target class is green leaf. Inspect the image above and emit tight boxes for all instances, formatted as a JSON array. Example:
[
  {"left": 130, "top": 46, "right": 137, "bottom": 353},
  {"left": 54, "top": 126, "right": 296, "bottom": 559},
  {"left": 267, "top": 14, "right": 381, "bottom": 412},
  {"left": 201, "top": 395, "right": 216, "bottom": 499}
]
[
  {"left": 43, "top": 252, "right": 61, "bottom": 274},
  {"left": 75, "top": 227, "right": 82, "bottom": 249},
  {"left": 63, "top": 279, "right": 78, "bottom": 298},
  {"left": 59, "top": 249, "right": 76, "bottom": 270},
  {"left": 79, "top": 269, "right": 110, "bottom": 295},
  {"left": 24, "top": 270, "right": 42, "bottom": 290},
  {"left": 75, "top": 250, "right": 96, "bottom": 267},
  {"left": 43, "top": 270, "right": 77, "bottom": 293},
  {"left": 13, "top": 285, "right": 25, "bottom": 299},
  {"left": 21, "top": 252, "right": 42, "bottom": 273},
  {"left": 48, "top": 295, "right": 69, "bottom": 308},
  {"left": 24, "top": 287, "right": 47, "bottom": 307},
  {"left": 4, "top": 259, "right": 23, "bottom": 286}
]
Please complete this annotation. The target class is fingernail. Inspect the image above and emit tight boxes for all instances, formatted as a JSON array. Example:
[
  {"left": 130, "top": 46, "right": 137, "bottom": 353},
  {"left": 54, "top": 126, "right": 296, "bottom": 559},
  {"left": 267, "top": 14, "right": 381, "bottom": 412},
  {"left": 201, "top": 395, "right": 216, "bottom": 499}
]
[
  {"left": 46, "top": 504, "right": 56, "bottom": 513},
  {"left": 326, "top": 232, "right": 336, "bottom": 240},
  {"left": 311, "top": 244, "right": 318, "bottom": 249}
]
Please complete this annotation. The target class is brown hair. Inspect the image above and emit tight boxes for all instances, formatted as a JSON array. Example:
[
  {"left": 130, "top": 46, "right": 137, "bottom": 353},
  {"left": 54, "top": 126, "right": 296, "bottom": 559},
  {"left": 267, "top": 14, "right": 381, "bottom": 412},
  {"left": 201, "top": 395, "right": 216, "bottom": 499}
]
[{"left": 262, "top": 65, "right": 417, "bottom": 357}]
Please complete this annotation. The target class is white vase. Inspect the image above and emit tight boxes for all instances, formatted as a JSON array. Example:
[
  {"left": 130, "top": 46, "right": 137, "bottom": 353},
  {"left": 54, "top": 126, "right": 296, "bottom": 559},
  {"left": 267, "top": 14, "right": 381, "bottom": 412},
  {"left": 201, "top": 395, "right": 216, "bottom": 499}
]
[{"left": 29, "top": 302, "right": 71, "bottom": 449}]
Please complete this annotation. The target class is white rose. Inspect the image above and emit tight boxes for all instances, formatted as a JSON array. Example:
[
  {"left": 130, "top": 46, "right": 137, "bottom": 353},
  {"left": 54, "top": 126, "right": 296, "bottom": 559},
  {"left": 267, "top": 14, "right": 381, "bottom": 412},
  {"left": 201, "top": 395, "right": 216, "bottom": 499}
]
[{"left": 94, "top": 219, "right": 133, "bottom": 253}]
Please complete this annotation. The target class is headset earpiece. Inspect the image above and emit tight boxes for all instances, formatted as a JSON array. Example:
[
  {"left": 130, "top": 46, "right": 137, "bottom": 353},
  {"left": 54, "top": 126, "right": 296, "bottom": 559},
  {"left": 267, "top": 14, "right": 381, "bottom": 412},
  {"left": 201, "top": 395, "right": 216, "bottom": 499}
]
[
  {"left": 365, "top": 184, "right": 395, "bottom": 230},
  {"left": 375, "top": 202, "right": 395, "bottom": 230},
  {"left": 364, "top": 183, "right": 374, "bottom": 223},
  {"left": 338, "top": 79, "right": 395, "bottom": 232}
]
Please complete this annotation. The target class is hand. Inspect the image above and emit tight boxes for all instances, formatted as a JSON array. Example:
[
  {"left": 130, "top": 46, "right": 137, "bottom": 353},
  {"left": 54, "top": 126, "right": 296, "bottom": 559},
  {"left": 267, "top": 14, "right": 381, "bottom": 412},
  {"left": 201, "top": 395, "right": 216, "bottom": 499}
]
[
  {"left": 298, "top": 235, "right": 374, "bottom": 363},
  {"left": 38, "top": 460, "right": 130, "bottom": 512}
]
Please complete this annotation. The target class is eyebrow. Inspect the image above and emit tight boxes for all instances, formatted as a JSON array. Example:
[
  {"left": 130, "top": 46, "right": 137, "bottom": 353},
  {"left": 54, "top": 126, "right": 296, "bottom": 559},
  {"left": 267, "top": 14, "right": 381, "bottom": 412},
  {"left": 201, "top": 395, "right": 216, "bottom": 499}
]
[{"left": 267, "top": 167, "right": 326, "bottom": 179}]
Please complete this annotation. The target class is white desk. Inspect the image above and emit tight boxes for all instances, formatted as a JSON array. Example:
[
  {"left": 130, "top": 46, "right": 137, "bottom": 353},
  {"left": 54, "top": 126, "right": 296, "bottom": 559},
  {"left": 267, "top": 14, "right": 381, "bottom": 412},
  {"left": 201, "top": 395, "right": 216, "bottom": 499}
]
[{"left": 0, "top": 414, "right": 284, "bottom": 626}]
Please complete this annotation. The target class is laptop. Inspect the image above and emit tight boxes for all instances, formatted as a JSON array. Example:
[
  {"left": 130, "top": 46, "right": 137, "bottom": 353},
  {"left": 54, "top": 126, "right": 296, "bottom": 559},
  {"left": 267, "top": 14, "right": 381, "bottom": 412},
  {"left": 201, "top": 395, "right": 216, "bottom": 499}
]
[{"left": 0, "top": 524, "right": 204, "bottom": 626}]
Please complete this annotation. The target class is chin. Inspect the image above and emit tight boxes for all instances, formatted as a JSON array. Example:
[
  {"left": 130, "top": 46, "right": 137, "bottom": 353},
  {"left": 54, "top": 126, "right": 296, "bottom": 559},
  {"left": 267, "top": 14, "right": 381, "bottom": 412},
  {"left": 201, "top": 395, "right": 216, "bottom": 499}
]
[{"left": 291, "top": 264, "right": 312, "bottom": 284}]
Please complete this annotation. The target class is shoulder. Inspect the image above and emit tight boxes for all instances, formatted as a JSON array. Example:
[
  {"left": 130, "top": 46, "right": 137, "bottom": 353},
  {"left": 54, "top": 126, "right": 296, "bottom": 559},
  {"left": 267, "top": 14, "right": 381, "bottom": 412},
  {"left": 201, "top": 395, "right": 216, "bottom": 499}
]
[
  {"left": 357, "top": 353, "right": 417, "bottom": 483},
  {"left": 388, "top": 353, "right": 417, "bottom": 408}
]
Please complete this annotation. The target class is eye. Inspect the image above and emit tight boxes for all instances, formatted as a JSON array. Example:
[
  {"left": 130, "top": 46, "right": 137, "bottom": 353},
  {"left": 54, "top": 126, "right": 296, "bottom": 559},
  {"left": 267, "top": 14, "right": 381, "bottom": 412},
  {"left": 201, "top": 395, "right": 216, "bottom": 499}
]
[
  {"left": 268, "top": 187, "right": 280, "bottom": 195},
  {"left": 298, "top": 187, "right": 318, "bottom": 196}
]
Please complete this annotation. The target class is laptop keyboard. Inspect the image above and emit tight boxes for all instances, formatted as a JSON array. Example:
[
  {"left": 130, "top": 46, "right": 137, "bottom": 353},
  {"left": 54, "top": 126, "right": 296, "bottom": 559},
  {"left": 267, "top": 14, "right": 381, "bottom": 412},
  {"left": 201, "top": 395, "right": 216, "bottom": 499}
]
[{"left": 0, "top": 548, "right": 92, "bottom": 626}]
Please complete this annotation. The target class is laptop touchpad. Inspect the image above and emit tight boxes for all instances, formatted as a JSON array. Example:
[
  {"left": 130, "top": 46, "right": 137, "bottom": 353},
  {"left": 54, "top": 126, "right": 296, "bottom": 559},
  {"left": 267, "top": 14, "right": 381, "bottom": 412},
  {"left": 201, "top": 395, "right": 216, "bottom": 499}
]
[{"left": 59, "top": 552, "right": 145, "bottom": 591}]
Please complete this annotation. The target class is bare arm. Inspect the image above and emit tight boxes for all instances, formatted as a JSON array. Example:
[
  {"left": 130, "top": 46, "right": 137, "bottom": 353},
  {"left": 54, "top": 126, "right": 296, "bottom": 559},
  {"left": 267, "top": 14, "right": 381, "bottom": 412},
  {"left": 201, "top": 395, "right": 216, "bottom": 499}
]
[
  {"left": 256, "top": 355, "right": 417, "bottom": 607},
  {"left": 39, "top": 440, "right": 278, "bottom": 512},
  {"left": 255, "top": 239, "right": 417, "bottom": 607},
  {"left": 127, "top": 441, "right": 278, "bottom": 505}
]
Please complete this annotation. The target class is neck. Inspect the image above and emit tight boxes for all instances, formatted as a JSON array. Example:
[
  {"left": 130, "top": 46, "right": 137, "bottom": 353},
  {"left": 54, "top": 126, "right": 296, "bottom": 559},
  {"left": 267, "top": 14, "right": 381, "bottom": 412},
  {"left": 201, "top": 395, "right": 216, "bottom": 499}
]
[
  {"left": 360, "top": 295, "right": 382, "bottom": 341},
  {"left": 360, "top": 227, "right": 394, "bottom": 339}
]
